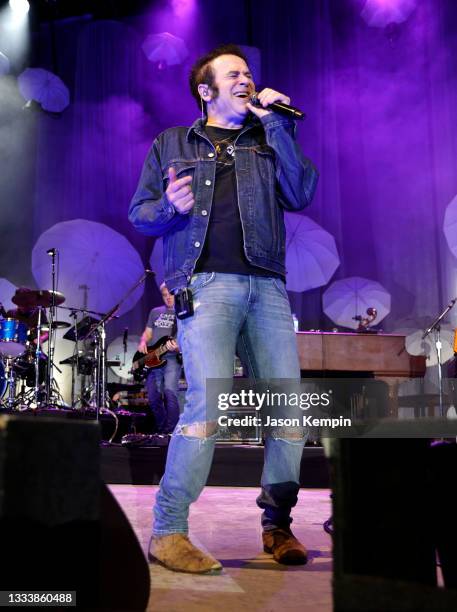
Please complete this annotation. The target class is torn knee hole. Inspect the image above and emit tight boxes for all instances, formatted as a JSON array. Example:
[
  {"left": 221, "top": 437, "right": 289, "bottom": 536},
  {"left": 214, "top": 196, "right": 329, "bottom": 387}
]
[{"left": 179, "top": 421, "right": 218, "bottom": 438}]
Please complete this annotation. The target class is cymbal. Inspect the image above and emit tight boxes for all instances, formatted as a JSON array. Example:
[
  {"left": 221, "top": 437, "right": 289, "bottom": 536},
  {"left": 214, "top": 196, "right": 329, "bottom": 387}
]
[
  {"left": 12, "top": 289, "right": 65, "bottom": 308},
  {"left": 63, "top": 315, "right": 100, "bottom": 342},
  {"left": 38, "top": 321, "right": 71, "bottom": 332}
]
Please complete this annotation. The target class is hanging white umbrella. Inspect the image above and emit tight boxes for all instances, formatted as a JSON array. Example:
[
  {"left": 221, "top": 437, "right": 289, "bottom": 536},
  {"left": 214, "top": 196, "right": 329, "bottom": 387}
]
[
  {"left": 361, "top": 0, "right": 416, "bottom": 28},
  {"left": 323, "top": 276, "right": 391, "bottom": 330},
  {"left": 149, "top": 238, "right": 165, "bottom": 288},
  {"left": 284, "top": 214, "right": 340, "bottom": 293},
  {"left": 404, "top": 327, "right": 454, "bottom": 368},
  {"left": 0, "top": 52, "right": 10, "bottom": 76},
  {"left": 443, "top": 192, "right": 457, "bottom": 259},
  {"left": 0, "top": 278, "right": 18, "bottom": 311},
  {"left": 142, "top": 32, "right": 188, "bottom": 68},
  {"left": 18, "top": 67, "right": 70, "bottom": 112},
  {"left": 31, "top": 219, "right": 145, "bottom": 317}
]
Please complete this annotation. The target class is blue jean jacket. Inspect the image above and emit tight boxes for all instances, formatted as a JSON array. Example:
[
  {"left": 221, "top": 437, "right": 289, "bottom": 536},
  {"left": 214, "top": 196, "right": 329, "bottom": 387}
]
[{"left": 129, "top": 113, "right": 319, "bottom": 292}]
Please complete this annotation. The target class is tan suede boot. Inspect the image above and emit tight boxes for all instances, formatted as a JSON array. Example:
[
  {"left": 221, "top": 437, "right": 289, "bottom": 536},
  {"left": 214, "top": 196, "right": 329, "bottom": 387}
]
[
  {"left": 148, "top": 534, "right": 222, "bottom": 574},
  {"left": 263, "top": 528, "right": 308, "bottom": 565}
]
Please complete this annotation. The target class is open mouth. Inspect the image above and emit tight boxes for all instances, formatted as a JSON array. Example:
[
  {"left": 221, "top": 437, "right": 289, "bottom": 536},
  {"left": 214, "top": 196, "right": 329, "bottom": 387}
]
[{"left": 233, "top": 92, "right": 250, "bottom": 99}]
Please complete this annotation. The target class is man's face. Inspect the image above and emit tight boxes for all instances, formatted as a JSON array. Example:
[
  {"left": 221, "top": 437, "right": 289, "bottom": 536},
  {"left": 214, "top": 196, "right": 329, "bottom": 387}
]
[
  {"left": 206, "top": 54, "right": 255, "bottom": 124},
  {"left": 161, "top": 286, "right": 174, "bottom": 308}
]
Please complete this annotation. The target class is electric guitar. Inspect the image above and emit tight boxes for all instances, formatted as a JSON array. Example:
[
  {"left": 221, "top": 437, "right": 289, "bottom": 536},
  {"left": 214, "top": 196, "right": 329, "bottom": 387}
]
[{"left": 131, "top": 336, "right": 175, "bottom": 382}]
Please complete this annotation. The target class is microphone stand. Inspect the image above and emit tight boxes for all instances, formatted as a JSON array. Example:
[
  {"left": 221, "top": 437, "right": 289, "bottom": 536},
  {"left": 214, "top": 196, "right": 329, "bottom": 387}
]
[{"left": 422, "top": 297, "right": 457, "bottom": 417}]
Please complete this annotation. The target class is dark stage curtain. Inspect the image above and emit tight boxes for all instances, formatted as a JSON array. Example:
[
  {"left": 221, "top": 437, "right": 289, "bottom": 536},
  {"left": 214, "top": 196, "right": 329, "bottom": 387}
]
[{"left": 1, "top": 0, "right": 457, "bottom": 400}]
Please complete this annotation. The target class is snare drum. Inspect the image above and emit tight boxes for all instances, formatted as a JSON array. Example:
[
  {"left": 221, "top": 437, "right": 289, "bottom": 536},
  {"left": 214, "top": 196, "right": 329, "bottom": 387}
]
[{"left": 0, "top": 318, "right": 28, "bottom": 357}]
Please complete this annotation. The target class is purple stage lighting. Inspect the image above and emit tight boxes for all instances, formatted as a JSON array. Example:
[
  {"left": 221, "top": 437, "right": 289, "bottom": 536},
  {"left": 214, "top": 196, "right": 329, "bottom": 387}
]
[{"left": 170, "top": 0, "right": 196, "bottom": 20}]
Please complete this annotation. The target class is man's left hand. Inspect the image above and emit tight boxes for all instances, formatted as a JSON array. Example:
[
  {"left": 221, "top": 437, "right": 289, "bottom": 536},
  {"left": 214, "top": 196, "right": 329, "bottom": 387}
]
[{"left": 246, "top": 88, "right": 291, "bottom": 119}]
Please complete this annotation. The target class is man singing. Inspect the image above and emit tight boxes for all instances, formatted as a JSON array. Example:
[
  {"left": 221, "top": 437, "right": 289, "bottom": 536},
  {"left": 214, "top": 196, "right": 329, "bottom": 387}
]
[{"left": 129, "top": 44, "right": 318, "bottom": 573}]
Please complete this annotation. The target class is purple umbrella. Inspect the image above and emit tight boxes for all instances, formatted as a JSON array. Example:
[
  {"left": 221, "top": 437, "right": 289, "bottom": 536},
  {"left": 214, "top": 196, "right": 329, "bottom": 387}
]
[
  {"left": 32, "top": 220, "right": 145, "bottom": 316},
  {"left": 18, "top": 68, "right": 70, "bottom": 112},
  {"left": 142, "top": 32, "right": 188, "bottom": 69},
  {"left": 323, "top": 276, "right": 391, "bottom": 330},
  {"left": 285, "top": 213, "right": 340, "bottom": 293}
]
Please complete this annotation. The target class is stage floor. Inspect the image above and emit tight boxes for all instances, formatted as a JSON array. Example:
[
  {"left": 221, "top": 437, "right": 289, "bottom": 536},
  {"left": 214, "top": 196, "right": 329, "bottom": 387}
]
[{"left": 110, "top": 485, "right": 332, "bottom": 612}]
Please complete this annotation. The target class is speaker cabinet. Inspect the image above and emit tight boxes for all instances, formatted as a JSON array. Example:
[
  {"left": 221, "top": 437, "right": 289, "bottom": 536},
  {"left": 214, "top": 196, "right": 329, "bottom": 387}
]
[
  {"left": 331, "top": 434, "right": 457, "bottom": 611},
  {"left": 0, "top": 415, "right": 150, "bottom": 610}
]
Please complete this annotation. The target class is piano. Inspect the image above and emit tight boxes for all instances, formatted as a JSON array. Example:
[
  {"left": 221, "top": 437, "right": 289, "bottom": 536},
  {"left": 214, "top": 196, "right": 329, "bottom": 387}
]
[{"left": 296, "top": 331, "right": 426, "bottom": 416}]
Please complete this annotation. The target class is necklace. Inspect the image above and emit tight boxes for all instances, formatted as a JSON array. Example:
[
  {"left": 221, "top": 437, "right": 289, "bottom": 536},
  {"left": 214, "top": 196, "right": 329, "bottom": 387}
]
[{"left": 213, "top": 135, "right": 236, "bottom": 158}]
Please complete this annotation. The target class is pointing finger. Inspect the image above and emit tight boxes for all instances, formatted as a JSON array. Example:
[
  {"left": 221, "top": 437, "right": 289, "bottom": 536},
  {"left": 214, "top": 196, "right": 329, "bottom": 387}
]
[{"left": 169, "top": 175, "right": 193, "bottom": 192}]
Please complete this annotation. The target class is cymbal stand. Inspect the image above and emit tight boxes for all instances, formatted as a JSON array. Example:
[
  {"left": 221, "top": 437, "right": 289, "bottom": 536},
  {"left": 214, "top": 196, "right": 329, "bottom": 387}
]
[
  {"left": 69, "top": 309, "right": 79, "bottom": 407},
  {"left": 87, "top": 269, "right": 152, "bottom": 421},
  {"left": 34, "top": 306, "right": 45, "bottom": 408},
  {"left": 5, "top": 357, "right": 17, "bottom": 410},
  {"left": 422, "top": 297, "right": 457, "bottom": 417},
  {"left": 44, "top": 249, "right": 58, "bottom": 407}
]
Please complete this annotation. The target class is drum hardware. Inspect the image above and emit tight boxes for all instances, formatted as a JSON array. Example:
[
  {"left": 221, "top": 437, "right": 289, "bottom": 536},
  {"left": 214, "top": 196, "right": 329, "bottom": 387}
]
[
  {"left": 60, "top": 353, "right": 95, "bottom": 373},
  {"left": 4, "top": 357, "right": 17, "bottom": 410},
  {"left": 59, "top": 306, "right": 104, "bottom": 407},
  {"left": 84, "top": 269, "right": 152, "bottom": 423},
  {"left": 33, "top": 305, "right": 46, "bottom": 408},
  {"left": 0, "top": 359, "right": 7, "bottom": 399},
  {"left": 0, "top": 270, "right": 151, "bottom": 415},
  {"left": 44, "top": 249, "right": 61, "bottom": 409}
]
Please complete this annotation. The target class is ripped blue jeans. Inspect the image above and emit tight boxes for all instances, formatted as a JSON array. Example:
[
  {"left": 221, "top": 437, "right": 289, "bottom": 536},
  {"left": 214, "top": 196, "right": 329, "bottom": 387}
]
[{"left": 153, "top": 273, "right": 306, "bottom": 536}]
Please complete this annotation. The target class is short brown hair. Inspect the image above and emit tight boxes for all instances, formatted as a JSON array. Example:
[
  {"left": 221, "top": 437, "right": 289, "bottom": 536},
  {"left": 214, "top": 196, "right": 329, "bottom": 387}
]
[{"left": 189, "top": 44, "right": 249, "bottom": 112}]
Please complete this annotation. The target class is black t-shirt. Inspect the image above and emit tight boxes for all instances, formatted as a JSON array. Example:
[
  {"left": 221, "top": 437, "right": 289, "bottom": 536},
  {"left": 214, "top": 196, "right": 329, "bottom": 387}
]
[{"left": 194, "top": 125, "right": 278, "bottom": 278}]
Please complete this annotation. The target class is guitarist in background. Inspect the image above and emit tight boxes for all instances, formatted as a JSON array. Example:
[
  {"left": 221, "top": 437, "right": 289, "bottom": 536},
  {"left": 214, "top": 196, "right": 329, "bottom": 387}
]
[{"left": 137, "top": 283, "right": 181, "bottom": 434}]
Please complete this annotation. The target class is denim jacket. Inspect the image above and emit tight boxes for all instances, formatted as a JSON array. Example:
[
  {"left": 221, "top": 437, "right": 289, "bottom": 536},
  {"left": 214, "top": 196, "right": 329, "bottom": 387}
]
[{"left": 129, "top": 113, "right": 318, "bottom": 292}]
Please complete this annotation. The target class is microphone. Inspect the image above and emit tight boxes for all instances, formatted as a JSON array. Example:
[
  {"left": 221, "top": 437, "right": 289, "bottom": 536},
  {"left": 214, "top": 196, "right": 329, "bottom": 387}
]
[
  {"left": 123, "top": 327, "right": 128, "bottom": 349},
  {"left": 250, "top": 93, "right": 306, "bottom": 120},
  {"left": 46, "top": 248, "right": 57, "bottom": 256}
]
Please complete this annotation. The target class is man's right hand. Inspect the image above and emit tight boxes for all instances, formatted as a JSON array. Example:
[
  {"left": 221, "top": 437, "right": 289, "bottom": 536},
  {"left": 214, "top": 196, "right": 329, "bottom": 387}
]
[
  {"left": 166, "top": 167, "right": 195, "bottom": 214},
  {"left": 138, "top": 341, "right": 148, "bottom": 355}
]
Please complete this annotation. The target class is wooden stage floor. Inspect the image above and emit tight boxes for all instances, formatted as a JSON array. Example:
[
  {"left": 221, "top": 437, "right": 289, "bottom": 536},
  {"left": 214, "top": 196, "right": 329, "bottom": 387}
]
[{"left": 110, "top": 485, "right": 333, "bottom": 612}]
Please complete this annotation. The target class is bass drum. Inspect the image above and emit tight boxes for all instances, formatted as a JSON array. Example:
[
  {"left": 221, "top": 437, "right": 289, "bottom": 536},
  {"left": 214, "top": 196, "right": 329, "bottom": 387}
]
[{"left": 0, "top": 359, "right": 7, "bottom": 398}]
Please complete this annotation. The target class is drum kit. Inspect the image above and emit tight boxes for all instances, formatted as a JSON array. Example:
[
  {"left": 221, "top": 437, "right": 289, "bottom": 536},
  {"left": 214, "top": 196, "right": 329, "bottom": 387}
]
[
  {"left": 0, "top": 287, "right": 121, "bottom": 412},
  {"left": 0, "top": 289, "right": 63, "bottom": 409},
  {"left": 1, "top": 259, "right": 152, "bottom": 417}
]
